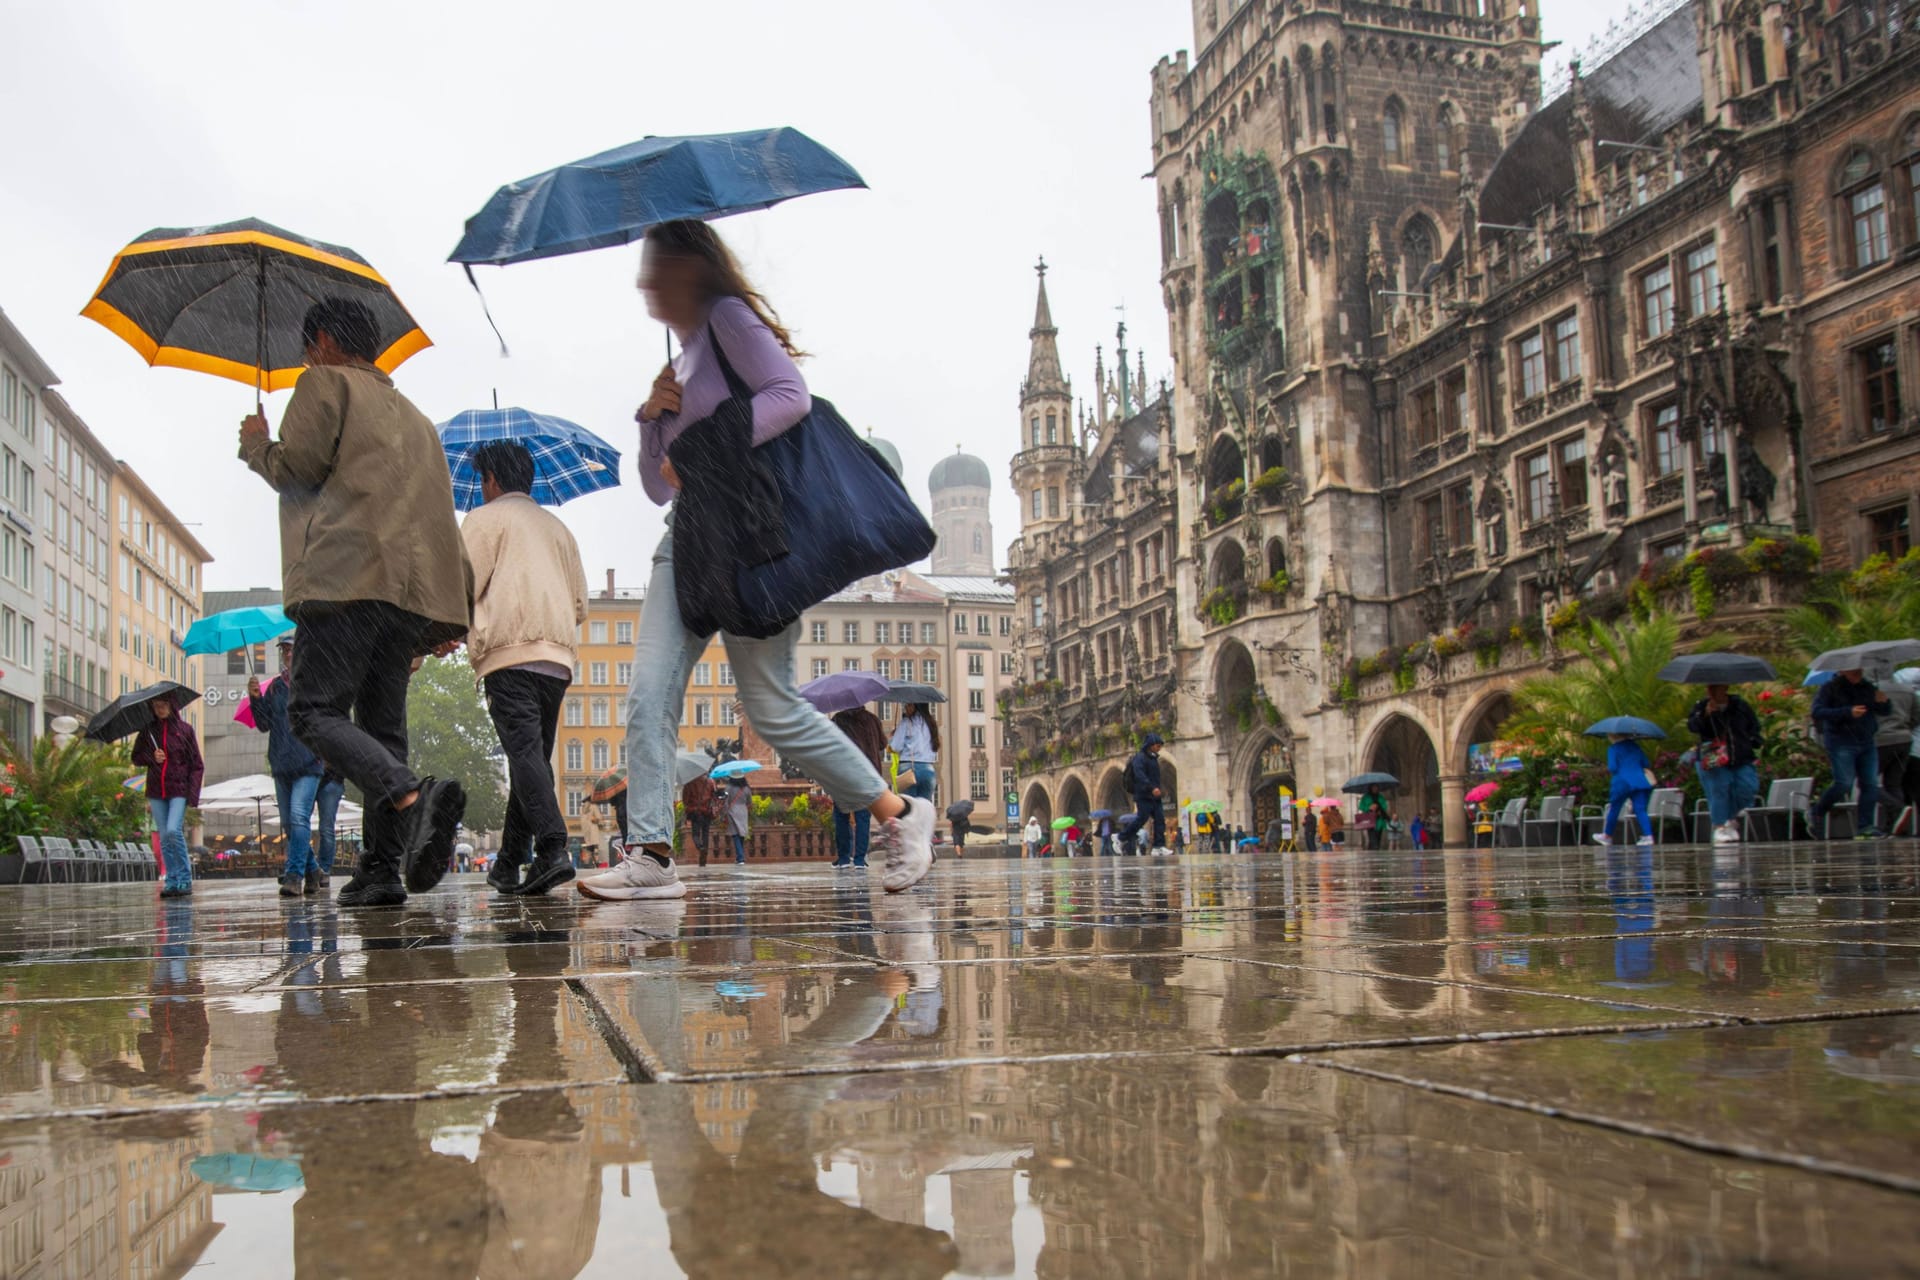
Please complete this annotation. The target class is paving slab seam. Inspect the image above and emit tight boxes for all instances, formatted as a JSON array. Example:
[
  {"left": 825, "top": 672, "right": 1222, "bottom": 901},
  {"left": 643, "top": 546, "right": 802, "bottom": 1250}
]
[
  {"left": 1289, "top": 1054, "right": 1920, "bottom": 1198},
  {"left": 1197, "top": 953, "right": 1732, "bottom": 1020},
  {"left": 244, "top": 951, "right": 325, "bottom": 993},
  {"left": 0, "top": 1075, "right": 632, "bottom": 1126},
  {"left": 563, "top": 977, "right": 663, "bottom": 1083},
  {"left": 1212, "top": 1017, "right": 1736, "bottom": 1058}
]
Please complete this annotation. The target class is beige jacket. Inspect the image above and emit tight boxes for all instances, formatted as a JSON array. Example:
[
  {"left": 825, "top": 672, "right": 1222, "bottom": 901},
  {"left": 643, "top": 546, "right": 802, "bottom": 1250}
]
[
  {"left": 460, "top": 492, "right": 589, "bottom": 678},
  {"left": 241, "top": 364, "right": 472, "bottom": 646}
]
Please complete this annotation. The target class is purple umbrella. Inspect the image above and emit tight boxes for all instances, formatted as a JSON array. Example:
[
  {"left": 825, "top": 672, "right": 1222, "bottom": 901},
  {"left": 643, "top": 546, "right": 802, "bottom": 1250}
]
[{"left": 798, "top": 670, "right": 890, "bottom": 714}]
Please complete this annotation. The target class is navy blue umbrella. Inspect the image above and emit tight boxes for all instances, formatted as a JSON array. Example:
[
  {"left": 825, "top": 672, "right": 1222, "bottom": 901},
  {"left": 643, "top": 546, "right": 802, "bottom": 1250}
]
[
  {"left": 437, "top": 407, "right": 620, "bottom": 511},
  {"left": 1584, "top": 716, "right": 1667, "bottom": 739},
  {"left": 450, "top": 129, "right": 868, "bottom": 267}
]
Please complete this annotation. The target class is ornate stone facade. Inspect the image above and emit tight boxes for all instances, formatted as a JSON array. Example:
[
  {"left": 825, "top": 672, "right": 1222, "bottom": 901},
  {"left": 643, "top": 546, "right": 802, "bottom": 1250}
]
[{"left": 1007, "top": 0, "right": 1920, "bottom": 844}]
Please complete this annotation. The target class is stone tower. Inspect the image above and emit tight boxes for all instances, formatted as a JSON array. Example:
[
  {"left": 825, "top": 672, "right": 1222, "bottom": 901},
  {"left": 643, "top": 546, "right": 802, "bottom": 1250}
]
[
  {"left": 1011, "top": 257, "right": 1077, "bottom": 536},
  {"left": 929, "top": 446, "right": 995, "bottom": 575}
]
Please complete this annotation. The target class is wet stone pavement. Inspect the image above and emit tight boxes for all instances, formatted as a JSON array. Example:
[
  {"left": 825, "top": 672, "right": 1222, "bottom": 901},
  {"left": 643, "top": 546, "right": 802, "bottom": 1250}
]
[{"left": 3, "top": 843, "right": 1919, "bottom": 1278}]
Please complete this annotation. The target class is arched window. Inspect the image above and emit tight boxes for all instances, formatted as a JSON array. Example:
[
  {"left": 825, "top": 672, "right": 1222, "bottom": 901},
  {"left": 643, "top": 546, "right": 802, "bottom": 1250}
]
[
  {"left": 1382, "top": 99, "right": 1405, "bottom": 165},
  {"left": 1435, "top": 103, "right": 1457, "bottom": 171},
  {"left": 1402, "top": 216, "right": 1436, "bottom": 290},
  {"left": 1838, "top": 149, "right": 1890, "bottom": 269},
  {"left": 1030, "top": 415, "right": 1040, "bottom": 447},
  {"left": 1046, "top": 411, "right": 1057, "bottom": 443}
]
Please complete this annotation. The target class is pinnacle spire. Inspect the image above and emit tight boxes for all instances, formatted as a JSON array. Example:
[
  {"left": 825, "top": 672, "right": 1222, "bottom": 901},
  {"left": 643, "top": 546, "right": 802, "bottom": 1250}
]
[{"left": 1023, "top": 255, "right": 1067, "bottom": 397}]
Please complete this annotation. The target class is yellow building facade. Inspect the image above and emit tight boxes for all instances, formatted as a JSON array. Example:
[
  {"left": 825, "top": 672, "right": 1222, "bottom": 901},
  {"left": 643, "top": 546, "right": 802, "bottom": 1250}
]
[{"left": 109, "top": 465, "right": 210, "bottom": 738}]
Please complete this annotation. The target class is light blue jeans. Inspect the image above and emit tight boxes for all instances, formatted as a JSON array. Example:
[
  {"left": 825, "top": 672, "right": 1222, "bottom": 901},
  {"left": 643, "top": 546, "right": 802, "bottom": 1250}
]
[
  {"left": 1696, "top": 762, "right": 1758, "bottom": 827},
  {"left": 902, "top": 762, "right": 936, "bottom": 802},
  {"left": 149, "top": 796, "right": 189, "bottom": 887},
  {"left": 275, "top": 772, "right": 322, "bottom": 877},
  {"left": 623, "top": 530, "right": 888, "bottom": 848},
  {"left": 315, "top": 776, "right": 345, "bottom": 873}
]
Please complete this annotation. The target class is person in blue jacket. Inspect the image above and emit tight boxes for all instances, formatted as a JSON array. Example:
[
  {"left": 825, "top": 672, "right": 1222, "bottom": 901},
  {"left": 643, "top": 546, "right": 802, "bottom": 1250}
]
[
  {"left": 1809, "top": 667, "right": 1891, "bottom": 838},
  {"left": 250, "top": 635, "right": 327, "bottom": 897},
  {"left": 1128, "top": 733, "right": 1169, "bottom": 855},
  {"left": 1592, "top": 733, "right": 1656, "bottom": 848}
]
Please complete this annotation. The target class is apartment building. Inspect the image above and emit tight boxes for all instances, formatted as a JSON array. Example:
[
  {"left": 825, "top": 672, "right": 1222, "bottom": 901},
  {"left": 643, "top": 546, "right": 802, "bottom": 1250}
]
[
  {"left": 36, "top": 392, "right": 116, "bottom": 732},
  {"left": 0, "top": 310, "right": 49, "bottom": 745},
  {"left": 110, "top": 465, "right": 210, "bottom": 738}
]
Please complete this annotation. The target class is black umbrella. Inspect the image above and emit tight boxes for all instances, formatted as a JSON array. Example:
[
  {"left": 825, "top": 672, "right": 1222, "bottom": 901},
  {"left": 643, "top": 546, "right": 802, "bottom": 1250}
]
[
  {"left": 1657, "top": 653, "right": 1778, "bottom": 684},
  {"left": 945, "top": 800, "right": 975, "bottom": 821},
  {"left": 887, "top": 680, "right": 947, "bottom": 705},
  {"left": 1341, "top": 772, "right": 1399, "bottom": 794},
  {"left": 85, "top": 681, "right": 201, "bottom": 744},
  {"left": 83, "top": 218, "right": 429, "bottom": 405}
]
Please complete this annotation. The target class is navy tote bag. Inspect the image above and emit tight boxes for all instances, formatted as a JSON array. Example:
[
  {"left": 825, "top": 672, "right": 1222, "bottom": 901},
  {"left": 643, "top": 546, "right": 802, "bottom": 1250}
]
[{"left": 669, "top": 322, "right": 936, "bottom": 639}]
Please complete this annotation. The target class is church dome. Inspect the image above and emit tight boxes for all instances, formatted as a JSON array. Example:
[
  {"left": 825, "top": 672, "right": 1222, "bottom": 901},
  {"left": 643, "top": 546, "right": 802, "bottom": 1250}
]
[
  {"left": 930, "top": 449, "right": 992, "bottom": 492},
  {"left": 864, "top": 430, "right": 903, "bottom": 479}
]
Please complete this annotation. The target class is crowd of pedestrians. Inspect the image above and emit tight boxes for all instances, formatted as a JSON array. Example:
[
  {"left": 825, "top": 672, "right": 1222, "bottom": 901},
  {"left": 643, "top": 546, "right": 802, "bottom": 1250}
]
[{"left": 233, "top": 220, "right": 938, "bottom": 908}]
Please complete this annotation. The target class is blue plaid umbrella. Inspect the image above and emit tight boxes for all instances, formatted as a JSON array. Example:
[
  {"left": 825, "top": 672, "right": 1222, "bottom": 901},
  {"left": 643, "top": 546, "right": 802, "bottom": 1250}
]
[{"left": 436, "top": 407, "right": 620, "bottom": 512}]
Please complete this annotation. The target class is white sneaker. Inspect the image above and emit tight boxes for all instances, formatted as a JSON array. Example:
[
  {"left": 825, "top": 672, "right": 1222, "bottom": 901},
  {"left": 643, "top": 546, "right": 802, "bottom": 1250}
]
[
  {"left": 1591, "top": 833, "right": 1613, "bottom": 846},
  {"left": 1152, "top": 846, "right": 1172, "bottom": 857},
  {"left": 1711, "top": 823, "right": 1741, "bottom": 844},
  {"left": 1636, "top": 835, "right": 1656, "bottom": 847},
  {"left": 876, "top": 797, "right": 935, "bottom": 893},
  {"left": 576, "top": 854, "right": 688, "bottom": 901}
]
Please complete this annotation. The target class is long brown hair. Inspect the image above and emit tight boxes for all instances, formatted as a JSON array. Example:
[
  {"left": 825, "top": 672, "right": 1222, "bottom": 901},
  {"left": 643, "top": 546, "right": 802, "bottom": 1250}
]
[
  {"left": 907, "top": 703, "right": 941, "bottom": 754},
  {"left": 643, "top": 220, "right": 805, "bottom": 358}
]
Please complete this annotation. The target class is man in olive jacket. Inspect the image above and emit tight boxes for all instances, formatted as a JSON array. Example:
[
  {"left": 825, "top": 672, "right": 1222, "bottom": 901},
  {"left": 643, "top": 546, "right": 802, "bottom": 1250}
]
[{"left": 240, "top": 297, "right": 473, "bottom": 907}]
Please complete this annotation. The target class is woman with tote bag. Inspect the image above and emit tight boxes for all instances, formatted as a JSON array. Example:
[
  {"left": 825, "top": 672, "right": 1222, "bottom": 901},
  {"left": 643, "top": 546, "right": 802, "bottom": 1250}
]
[{"left": 578, "top": 221, "right": 937, "bottom": 901}]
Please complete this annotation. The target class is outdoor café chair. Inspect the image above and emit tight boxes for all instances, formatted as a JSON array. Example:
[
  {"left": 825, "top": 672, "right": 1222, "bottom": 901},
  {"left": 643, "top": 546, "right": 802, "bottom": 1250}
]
[
  {"left": 1524, "top": 794, "right": 1572, "bottom": 847},
  {"left": 1741, "top": 777, "right": 1813, "bottom": 843},
  {"left": 1646, "top": 788, "right": 1688, "bottom": 843},
  {"left": 37, "top": 837, "right": 78, "bottom": 883},
  {"left": 1494, "top": 797, "right": 1527, "bottom": 846}
]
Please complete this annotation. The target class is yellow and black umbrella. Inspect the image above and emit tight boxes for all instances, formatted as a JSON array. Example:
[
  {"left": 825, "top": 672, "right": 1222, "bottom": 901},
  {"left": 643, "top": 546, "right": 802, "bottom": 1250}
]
[{"left": 82, "top": 217, "right": 430, "bottom": 400}]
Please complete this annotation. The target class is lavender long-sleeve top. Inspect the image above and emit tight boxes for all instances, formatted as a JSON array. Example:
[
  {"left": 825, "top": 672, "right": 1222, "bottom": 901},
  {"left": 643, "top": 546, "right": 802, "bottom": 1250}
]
[{"left": 637, "top": 296, "right": 812, "bottom": 506}]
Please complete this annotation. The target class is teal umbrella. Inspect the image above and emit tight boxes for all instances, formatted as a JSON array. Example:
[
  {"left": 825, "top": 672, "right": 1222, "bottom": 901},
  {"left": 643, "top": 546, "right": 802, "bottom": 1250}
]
[
  {"left": 179, "top": 605, "right": 292, "bottom": 672},
  {"left": 190, "top": 1153, "right": 303, "bottom": 1192}
]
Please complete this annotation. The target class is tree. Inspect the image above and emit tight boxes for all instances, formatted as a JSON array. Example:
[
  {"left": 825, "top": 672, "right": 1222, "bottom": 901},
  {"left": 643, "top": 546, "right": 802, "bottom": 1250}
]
[
  {"left": 1499, "top": 613, "right": 1711, "bottom": 760},
  {"left": 404, "top": 656, "right": 507, "bottom": 833},
  {"left": 1782, "top": 549, "right": 1920, "bottom": 672}
]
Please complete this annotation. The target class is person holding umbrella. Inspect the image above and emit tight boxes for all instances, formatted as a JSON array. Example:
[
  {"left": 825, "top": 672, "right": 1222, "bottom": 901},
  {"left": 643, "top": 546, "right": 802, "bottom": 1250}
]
[
  {"left": 1809, "top": 668, "right": 1891, "bottom": 839},
  {"left": 457, "top": 440, "right": 589, "bottom": 897},
  {"left": 238, "top": 297, "right": 473, "bottom": 908},
  {"left": 129, "top": 694, "right": 204, "bottom": 897},
  {"left": 1588, "top": 718, "right": 1662, "bottom": 848},
  {"left": 1357, "top": 788, "right": 1393, "bottom": 850},
  {"left": 247, "top": 635, "right": 326, "bottom": 898},
  {"left": 725, "top": 774, "right": 754, "bottom": 865},
  {"left": 890, "top": 705, "right": 941, "bottom": 802},
  {"left": 577, "top": 221, "right": 935, "bottom": 902},
  {"left": 1687, "top": 684, "right": 1763, "bottom": 844}
]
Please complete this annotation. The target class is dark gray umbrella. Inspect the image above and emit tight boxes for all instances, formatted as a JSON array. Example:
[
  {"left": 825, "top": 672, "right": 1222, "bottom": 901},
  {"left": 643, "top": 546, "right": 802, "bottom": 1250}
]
[
  {"left": 1341, "top": 772, "right": 1399, "bottom": 794},
  {"left": 945, "top": 800, "right": 975, "bottom": 821},
  {"left": 1657, "top": 653, "right": 1778, "bottom": 684},
  {"left": 886, "top": 680, "right": 947, "bottom": 705},
  {"left": 84, "top": 681, "right": 201, "bottom": 744},
  {"left": 1809, "top": 639, "right": 1920, "bottom": 678}
]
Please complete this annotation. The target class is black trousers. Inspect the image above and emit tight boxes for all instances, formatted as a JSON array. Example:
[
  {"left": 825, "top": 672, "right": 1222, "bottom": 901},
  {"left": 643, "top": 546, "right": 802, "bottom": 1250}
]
[
  {"left": 288, "top": 601, "right": 428, "bottom": 863},
  {"left": 485, "top": 669, "right": 569, "bottom": 866},
  {"left": 1132, "top": 797, "right": 1165, "bottom": 849}
]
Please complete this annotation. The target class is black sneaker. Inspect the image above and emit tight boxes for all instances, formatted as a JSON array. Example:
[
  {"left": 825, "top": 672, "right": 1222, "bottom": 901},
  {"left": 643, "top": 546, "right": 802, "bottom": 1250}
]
[
  {"left": 401, "top": 777, "right": 467, "bottom": 894},
  {"left": 337, "top": 867, "right": 406, "bottom": 908},
  {"left": 278, "top": 874, "right": 305, "bottom": 899},
  {"left": 486, "top": 858, "right": 522, "bottom": 895},
  {"left": 508, "top": 849, "right": 576, "bottom": 897},
  {"left": 304, "top": 864, "right": 328, "bottom": 896}
]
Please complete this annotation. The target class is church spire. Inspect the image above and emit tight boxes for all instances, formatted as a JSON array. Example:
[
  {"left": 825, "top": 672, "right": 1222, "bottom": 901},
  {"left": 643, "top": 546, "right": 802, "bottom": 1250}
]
[{"left": 1024, "top": 256, "right": 1068, "bottom": 396}]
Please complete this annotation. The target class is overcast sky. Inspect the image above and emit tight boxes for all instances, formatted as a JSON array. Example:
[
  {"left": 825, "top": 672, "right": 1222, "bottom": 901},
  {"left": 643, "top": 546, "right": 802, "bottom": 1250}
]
[{"left": 0, "top": 0, "right": 1636, "bottom": 596}]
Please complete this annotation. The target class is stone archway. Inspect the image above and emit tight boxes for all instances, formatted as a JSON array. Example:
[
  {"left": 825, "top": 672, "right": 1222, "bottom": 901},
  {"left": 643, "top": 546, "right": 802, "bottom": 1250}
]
[
  {"left": 1243, "top": 734, "right": 1297, "bottom": 841},
  {"left": 1022, "top": 782, "right": 1052, "bottom": 835},
  {"left": 1057, "top": 774, "right": 1091, "bottom": 825},
  {"left": 1096, "top": 767, "right": 1130, "bottom": 817},
  {"left": 1452, "top": 690, "right": 1515, "bottom": 778},
  {"left": 1364, "top": 712, "right": 1442, "bottom": 837}
]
